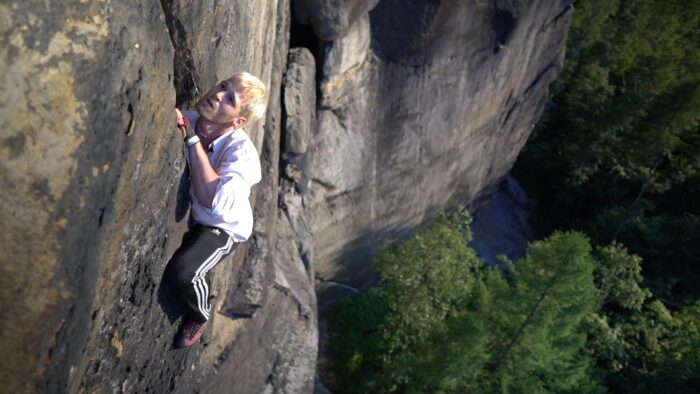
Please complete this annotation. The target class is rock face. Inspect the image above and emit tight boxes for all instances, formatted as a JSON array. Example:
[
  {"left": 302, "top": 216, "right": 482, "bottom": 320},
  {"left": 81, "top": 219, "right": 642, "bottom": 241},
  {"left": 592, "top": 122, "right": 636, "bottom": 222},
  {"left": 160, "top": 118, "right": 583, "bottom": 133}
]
[
  {"left": 469, "top": 175, "right": 536, "bottom": 266},
  {"left": 283, "top": 48, "right": 316, "bottom": 158},
  {"left": 1, "top": 0, "right": 316, "bottom": 393},
  {"left": 1, "top": 1, "right": 177, "bottom": 392},
  {"left": 299, "top": 0, "right": 575, "bottom": 303},
  {"left": 1, "top": 0, "right": 573, "bottom": 392},
  {"left": 291, "top": 0, "right": 380, "bottom": 41}
]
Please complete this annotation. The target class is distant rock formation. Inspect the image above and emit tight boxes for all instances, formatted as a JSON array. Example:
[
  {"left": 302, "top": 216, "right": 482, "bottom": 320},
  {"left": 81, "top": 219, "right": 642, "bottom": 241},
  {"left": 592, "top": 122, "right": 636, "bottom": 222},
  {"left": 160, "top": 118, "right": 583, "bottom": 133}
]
[
  {"left": 470, "top": 175, "right": 537, "bottom": 266},
  {"left": 0, "top": 0, "right": 572, "bottom": 392},
  {"left": 297, "top": 0, "right": 574, "bottom": 305}
]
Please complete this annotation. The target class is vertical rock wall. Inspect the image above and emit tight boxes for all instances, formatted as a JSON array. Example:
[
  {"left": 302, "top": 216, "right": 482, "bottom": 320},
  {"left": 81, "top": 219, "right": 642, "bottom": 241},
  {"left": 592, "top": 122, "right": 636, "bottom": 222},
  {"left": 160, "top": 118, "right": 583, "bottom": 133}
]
[
  {"left": 1, "top": 0, "right": 316, "bottom": 392},
  {"left": 1, "top": 1, "right": 177, "bottom": 391},
  {"left": 284, "top": 0, "right": 574, "bottom": 304}
]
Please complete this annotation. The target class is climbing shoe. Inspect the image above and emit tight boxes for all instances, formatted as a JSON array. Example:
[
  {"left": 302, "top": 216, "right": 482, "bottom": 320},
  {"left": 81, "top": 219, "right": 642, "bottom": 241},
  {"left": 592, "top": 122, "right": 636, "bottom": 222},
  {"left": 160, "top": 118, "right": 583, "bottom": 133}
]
[{"left": 175, "top": 318, "right": 208, "bottom": 348}]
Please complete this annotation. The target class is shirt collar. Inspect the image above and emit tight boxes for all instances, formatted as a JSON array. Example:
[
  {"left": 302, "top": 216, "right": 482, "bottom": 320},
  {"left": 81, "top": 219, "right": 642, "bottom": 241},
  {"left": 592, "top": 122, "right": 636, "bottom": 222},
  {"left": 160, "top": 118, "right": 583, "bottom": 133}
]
[
  {"left": 184, "top": 111, "right": 239, "bottom": 153},
  {"left": 207, "top": 129, "right": 236, "bottom": 152}
]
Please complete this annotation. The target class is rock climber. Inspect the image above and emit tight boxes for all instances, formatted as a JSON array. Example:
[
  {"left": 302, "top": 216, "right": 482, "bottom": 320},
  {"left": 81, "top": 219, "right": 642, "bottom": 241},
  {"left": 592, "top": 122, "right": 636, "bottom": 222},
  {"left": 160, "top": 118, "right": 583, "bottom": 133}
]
[{"left": 165, "top": 72, "right": 267, "bottom": 348}]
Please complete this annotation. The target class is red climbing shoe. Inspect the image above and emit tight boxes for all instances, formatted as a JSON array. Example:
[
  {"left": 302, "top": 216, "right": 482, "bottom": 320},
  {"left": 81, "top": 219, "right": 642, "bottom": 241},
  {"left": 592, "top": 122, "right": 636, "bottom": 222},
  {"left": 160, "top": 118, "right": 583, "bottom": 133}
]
[{"left": 175, "top": 318, "right": 208, "bottom": 348}]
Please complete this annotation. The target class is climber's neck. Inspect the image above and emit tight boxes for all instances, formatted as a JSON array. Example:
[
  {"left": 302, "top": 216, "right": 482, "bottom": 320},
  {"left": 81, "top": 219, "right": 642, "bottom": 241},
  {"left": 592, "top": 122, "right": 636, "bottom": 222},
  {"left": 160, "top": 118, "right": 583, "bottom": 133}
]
[{"left": 194, "top": 116, "right": 235, "bottom": 145}]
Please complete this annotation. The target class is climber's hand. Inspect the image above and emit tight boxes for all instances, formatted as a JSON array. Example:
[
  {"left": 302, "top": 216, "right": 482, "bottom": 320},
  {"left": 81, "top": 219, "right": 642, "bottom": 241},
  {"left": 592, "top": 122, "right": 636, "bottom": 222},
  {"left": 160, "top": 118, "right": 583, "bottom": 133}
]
[{"left": 175, "top": 108, "right": 189, "bottom": 139}]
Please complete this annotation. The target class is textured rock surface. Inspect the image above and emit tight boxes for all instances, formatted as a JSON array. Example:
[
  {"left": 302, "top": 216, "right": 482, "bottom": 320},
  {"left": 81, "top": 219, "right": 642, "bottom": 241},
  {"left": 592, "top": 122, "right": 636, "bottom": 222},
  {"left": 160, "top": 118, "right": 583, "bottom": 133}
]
[
  {"left": 470, "top": 174, "right": 536, "bottom": 266},
  {"left": 2, "top": 0, "right": 574, "bottom": 392},
  {"left": 1, "top": 1, "right": 177, "bottom": 392},
  {"left": 1, "top": 0, "right": 316, "bottom": 392},
  {"left": 300, "top": 0, "right": 575, "bottom": 303},
  {"left": 283, "top": 47, "right": 316, "bottom": 157},
  {"left": 203, "top": 207, "right": 318, "bottom": 394},
  {"left": 292, "top": 0, "right": 380, "bottom": 41},
  {"left": 319, "top": 13, "right": 371, "bottom": 109}
]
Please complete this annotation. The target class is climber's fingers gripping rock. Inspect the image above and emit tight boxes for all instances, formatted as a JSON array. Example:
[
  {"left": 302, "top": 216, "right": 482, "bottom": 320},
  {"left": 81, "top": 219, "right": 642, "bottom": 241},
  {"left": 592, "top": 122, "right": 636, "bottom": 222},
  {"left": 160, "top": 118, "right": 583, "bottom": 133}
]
[{"left": 175, "top": 107, "right": 189, "bottom": 139}]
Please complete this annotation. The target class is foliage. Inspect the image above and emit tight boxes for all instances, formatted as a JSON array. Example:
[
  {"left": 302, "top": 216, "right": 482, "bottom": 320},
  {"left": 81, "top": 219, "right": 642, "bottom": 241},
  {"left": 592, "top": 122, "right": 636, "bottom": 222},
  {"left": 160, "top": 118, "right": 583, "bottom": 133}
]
[
  {"left": 328, "top": 213, "right": 700, "bottom": 392},
  {"left": 479, "top": 231, "right": 601, "bottom": 394},
  {"left": 328, "top": 209, "right": 480, "bottom": 393},
  {"left": 512, "top": 0, "right": 700, "bottom": 304},
  {"left": 593, "top": 242, "right": 650, "bottom": 310},
  {"left": 585, "top": 242, "right": 700, "bottom": 392},
  {"left": 328, "top": 213, "right": 604, "bottom": 393},
  {"left": 376, "top": 209, "right": 479, "bottom": 360}
]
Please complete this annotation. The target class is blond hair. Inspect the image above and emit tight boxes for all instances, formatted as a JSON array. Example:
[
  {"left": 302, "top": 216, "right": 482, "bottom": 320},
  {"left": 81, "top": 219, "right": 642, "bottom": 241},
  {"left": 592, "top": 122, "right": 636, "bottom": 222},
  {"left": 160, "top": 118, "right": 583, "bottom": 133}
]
[{"left": 230, "top": 72, "right": 268, "bottom": 125}]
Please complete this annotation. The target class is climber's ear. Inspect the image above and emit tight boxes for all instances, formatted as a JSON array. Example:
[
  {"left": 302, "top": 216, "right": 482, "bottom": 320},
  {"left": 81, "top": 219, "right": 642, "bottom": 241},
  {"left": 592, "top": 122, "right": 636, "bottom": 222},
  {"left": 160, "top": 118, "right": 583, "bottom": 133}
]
[{"left": 232, "top": 116, "right": 247, "bottom": 129}]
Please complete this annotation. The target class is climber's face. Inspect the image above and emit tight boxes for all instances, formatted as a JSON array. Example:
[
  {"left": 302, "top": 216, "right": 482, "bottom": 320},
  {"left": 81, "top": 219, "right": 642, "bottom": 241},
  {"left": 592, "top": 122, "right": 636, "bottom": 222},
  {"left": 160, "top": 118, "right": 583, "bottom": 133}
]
[{"left": 195, "top": 78, "right": 247, "bottom": 129}]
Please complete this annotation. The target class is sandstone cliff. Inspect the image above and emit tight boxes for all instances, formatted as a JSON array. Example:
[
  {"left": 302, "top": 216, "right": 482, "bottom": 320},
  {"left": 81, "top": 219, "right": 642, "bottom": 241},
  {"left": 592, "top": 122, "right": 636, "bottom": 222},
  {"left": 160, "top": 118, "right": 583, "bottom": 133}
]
[{"left": 0, "top": 0, "right": 572, "bottom": 392}]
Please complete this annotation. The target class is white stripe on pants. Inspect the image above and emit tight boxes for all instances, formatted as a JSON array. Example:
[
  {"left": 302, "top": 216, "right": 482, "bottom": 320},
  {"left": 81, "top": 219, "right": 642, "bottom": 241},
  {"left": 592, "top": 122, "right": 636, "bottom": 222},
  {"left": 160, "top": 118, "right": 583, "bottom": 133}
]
[{"left": 191, "top": 236, "right": 233, "bottom": 320}]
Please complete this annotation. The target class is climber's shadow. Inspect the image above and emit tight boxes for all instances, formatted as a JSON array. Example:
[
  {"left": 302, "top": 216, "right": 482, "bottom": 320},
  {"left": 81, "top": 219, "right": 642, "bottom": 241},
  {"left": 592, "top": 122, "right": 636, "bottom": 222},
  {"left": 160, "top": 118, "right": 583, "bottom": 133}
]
[
  {"left": 156, "top": 166, "right": 192, "bottom": 325},
  {"left": 174, "top": 166, "right": 190, "bottom": 223},
  {"left": 157, "top": 272, "right": 185, "bottom": 325},
  {"left": 157, "top": 276, "right": 190, "bottom": 349}
]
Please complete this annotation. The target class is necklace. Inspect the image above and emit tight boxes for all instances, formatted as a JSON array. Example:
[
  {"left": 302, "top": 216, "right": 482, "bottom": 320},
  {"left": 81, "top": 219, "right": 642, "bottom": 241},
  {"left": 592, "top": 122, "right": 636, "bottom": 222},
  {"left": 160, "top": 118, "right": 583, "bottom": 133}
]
[{"left": 194, "top": 118, "right": 206, "bottom": 139}]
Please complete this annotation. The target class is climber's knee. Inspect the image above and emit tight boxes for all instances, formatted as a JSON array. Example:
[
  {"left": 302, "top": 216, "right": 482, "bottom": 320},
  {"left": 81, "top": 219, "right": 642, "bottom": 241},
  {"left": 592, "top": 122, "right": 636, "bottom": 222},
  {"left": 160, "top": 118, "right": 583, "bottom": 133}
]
[{"left": 164, "top": 256, "right": 195, "bottom": 290}]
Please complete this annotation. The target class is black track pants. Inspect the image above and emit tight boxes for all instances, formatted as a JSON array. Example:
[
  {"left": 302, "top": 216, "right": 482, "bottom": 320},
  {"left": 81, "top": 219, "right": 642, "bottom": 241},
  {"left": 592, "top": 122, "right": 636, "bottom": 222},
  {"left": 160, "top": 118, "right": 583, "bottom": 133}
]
[{"left": 164, "top": 225, "right": 236, "bottom": 322}]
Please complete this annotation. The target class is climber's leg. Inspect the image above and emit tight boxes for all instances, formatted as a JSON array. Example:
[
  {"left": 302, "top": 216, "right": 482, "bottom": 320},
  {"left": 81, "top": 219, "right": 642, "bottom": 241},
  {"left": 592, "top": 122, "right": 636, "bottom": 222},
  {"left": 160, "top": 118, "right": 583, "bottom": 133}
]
[{"left": 164, "top": 224, "right": 236, "bottom": 322}]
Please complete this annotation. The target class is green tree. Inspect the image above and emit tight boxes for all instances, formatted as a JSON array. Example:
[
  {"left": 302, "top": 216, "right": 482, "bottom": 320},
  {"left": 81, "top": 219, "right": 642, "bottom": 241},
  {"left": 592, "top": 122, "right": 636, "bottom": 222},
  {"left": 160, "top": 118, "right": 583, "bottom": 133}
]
[
  {"left": 480, "top": 231, "right": 601, "bottom": 393},
  {"left": 328, "top": 209, "right": 481, "bottom": 393},
  {"left": 329, "top": 215, "right": 603, "bottom": 393},
  {"left": 512, "top": 0, "right": 700, "bottom": 303},
  {"left": 585, "top": 242, "right": 700, "bottom": 392}
]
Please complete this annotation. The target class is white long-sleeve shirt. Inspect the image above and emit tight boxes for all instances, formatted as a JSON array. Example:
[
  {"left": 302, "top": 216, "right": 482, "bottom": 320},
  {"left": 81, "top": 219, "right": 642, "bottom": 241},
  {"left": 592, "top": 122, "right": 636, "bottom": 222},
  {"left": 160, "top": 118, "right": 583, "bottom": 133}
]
[{"left": 183, "top": 111, "right": 261, "bottom": 242}]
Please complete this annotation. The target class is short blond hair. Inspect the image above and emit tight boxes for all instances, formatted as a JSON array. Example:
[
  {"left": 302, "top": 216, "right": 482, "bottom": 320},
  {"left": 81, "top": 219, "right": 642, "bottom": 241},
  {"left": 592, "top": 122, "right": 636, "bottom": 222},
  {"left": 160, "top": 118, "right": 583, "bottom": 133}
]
[{"left": 230, "top": 72, "right": 268, "bottom": 125}]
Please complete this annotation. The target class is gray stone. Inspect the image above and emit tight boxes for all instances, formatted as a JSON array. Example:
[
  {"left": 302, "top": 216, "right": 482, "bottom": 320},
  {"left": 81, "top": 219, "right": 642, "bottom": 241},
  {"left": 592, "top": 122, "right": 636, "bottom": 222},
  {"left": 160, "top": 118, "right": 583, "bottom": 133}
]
[
  {"left": 201, "top": 211, "right": 317, "bottom": 394},
  {"left": 0, "top": 0, "right": 318, "bottom": 392},
  {"left": 314, "top": 379, "right": 333, "bottom": 394},
  {"left": 302, "top": 0, "right": 575, "bottom": 304},
  {"left": 162, "top": 0, "right": 281, "bottom": 113},
  {"left": 292, "top": 0, "right": 380, "bottom": 41},
  {"left": 280, "top": 179, "right": 315, "bottom": 283},
  {"left": 0, "top": 1, "right": 177, "bottom": 392},
  {"left": 320, "top": 13, "right": 371, "bottom": 109},
  {"left": 469, "top": 174, "right": 536, "bottom": 266},
  {"left": 284, "top": 47, "right": 316, "bottom": 156}
]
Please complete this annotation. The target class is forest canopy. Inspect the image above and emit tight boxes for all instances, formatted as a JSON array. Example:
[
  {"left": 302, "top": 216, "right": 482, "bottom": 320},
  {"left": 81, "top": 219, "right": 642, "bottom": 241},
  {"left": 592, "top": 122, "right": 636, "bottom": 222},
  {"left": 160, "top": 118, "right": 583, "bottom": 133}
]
[
  {"left": 328, "top": 211, "right": 700, "bottom": 393},
  {"left": 512, "top": 0, "right": 700, "bottom": 305}
]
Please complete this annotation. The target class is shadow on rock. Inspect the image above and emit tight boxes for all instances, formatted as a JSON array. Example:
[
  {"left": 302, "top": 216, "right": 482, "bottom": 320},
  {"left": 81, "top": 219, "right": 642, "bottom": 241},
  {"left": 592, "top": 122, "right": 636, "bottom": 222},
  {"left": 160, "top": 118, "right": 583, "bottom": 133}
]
[
  {"left": 175, "top": 166, "right": 190, "bottom": 223},
  {"left": 157, "top": 267, "right": 185, "bottom": 325}
]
